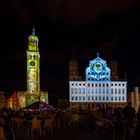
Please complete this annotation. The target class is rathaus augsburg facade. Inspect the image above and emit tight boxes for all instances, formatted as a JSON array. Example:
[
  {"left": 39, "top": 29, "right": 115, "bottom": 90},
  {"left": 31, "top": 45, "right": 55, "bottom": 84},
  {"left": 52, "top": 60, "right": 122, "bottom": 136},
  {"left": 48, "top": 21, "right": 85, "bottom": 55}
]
[{"left": 69, "top": 53, "right": 127, "bottom": 109}]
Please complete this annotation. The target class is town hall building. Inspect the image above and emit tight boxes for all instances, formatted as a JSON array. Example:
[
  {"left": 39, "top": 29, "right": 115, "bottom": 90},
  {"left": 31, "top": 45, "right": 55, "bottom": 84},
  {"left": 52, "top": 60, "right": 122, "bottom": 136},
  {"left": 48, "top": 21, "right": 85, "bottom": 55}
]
[{"left": 69, "top": 53, "right": 127, "bottom": 109}]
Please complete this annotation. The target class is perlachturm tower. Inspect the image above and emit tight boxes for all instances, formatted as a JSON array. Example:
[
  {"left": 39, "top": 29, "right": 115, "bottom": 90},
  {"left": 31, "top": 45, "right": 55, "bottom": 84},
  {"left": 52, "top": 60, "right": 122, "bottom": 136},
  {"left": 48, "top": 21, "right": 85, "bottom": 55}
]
[
  {"left": 26, "top": 27, "right": 40, "bottom": 106},
  {"left": 7, "top": 27, "right": 48, "bottom": 109}
]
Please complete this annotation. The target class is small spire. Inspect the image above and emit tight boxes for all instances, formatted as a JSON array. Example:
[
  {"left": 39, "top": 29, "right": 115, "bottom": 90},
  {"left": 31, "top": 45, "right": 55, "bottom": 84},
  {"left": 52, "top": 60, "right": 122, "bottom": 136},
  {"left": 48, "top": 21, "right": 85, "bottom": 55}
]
[
  {"left": 124, "top": 72, "right": 127, "bottom": 80},
  {"left": 97, "top": 52, "right": 99, "bottom": 57},
  {"left": 32, "top": 25, "right": 35, "bottom": 35}
]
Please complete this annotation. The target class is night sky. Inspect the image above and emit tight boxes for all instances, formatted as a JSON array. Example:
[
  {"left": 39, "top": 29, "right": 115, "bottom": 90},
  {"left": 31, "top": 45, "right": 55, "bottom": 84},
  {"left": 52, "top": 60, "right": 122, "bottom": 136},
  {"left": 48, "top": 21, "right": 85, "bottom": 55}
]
[{"left": 0, "top": 0, "right": 140, "bottom": 96}]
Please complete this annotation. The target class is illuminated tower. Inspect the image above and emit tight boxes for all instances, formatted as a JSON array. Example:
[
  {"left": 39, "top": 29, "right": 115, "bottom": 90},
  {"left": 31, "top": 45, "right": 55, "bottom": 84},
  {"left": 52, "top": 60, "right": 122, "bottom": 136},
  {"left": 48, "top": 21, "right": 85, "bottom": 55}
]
[{"left": 26, "top": 27, "right": 40, "bottom": 105}]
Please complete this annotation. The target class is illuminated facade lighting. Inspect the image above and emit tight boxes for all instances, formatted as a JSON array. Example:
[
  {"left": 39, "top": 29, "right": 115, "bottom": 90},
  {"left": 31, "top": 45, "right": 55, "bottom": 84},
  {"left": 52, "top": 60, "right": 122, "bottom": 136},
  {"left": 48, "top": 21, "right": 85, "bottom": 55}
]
[
  {"left": 69, "top": 53, "right": 127, "bottom": 108},
  {"left": 26, "top": 27, "right": 40, "bottom": 105}
]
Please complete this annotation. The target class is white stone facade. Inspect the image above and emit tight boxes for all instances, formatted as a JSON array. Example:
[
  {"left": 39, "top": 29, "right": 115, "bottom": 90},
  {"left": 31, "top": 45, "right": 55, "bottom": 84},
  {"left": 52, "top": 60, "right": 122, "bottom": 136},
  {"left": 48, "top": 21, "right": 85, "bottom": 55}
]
[
  {"left": 69, "top": 53, "right": 127, "bottom": 108},
  {"left": 69, "top": 81, "right": 127, "bottom": 103}
]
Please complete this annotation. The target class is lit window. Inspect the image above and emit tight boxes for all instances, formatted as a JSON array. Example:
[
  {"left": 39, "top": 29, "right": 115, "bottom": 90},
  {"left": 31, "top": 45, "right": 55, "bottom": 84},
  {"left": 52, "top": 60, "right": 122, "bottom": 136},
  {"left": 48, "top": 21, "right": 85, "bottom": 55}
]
[
  {"left": 83, "top": 97, "right": 85, "bottom": 101},
  {"left": 115, "top": 89, "right": 117, "bottom": 94},
  {"left": 119, "top": 89, "right": 121, "bottom": 94},
  {"left": 119, "top": 97, "right": 121, "bottom": 101},
  {"left": 103, "top": 89, "right": 105, "bottom": 94},
  {"left": 106, "top": 97, "right": 108, "bottom": 100},
  {"left": 83, "top": 89, "right": 85, "bottom": 94},
  {"left": 75, "top": 89, "right": 77, "bottom": 94},
  {"left": 71, "top": 97, "right": 74, "bottom": 100},
  {"left": 79, "top": 88, "right": 81, "bottom": 94},
  {"left": 111, "top": 89, "right": 113, "bottom": 94},
  {"left": 87, "top": 89, "right": 90, "bottom": 94},
  {"left": 71, "top": 88, "right": 74, "bottom": 94}
]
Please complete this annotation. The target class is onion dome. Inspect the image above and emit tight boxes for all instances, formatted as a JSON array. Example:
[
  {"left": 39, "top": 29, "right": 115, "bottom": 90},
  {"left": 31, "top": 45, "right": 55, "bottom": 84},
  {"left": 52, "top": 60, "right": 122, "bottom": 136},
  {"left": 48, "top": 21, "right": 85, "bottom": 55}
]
[{"left": 28, "top": 27, "right": 39, "bottom": 48}]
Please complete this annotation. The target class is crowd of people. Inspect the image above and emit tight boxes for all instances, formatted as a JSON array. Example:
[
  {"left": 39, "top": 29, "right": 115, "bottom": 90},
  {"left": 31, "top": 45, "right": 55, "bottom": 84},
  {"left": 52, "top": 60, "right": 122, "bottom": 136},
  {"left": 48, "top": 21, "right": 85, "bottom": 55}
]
[{"left": 0, "top": 103, "right": 140, "bottom": 140}]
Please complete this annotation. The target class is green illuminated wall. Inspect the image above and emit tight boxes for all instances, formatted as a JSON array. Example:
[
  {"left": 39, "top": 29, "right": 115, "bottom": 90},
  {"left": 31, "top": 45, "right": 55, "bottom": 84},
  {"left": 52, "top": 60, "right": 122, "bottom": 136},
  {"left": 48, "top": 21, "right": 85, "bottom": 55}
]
[{"left": 27, "top": 28, "right": 40, "bottom": 96}]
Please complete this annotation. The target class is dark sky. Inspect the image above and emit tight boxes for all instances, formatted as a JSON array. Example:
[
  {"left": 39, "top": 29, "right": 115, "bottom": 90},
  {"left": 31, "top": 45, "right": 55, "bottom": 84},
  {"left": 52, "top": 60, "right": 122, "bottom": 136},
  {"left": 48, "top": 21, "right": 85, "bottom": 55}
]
[{"left": 0, "top": 0, "right": 140, "bottom": 96}]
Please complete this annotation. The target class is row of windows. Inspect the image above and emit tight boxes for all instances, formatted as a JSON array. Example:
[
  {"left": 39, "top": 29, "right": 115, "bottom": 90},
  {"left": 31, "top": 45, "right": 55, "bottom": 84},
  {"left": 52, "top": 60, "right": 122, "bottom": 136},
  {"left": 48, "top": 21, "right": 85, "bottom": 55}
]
[
  {"left": 87, "top": 78, "right": 110, "bottom": 81},
  {"left": 71, "top": 83, "right": 125, "bottom": 87},
  {"left": 71, "top": 88, "right": 85, "bottom": 94},
  {"left": 70, "top": 103, "right": 126, "bottom": 107},
  {"left": 87, "top": 72, "right": 109, "bottom": 75},
  {"left": 71, "top": 88, "right": 126, "bottom": 94},
  {"left": 29, "top": 55, "right": 38, "bottom": 60},
  {"left": 71, "top": 96, "right": 125, "bottom": 101}
]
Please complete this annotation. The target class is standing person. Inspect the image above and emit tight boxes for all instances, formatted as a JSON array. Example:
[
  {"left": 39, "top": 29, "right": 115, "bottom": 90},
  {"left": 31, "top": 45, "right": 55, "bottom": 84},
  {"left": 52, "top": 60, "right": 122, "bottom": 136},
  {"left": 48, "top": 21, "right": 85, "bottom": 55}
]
[
  {"left": 130, "top": 120, "right": 140, "bottom": 140},
  {"left": 137, "top": 107, "right": 140, "bottom": 121},
  {"left": 2, "top": 111, "right": 14, "bottom": 140},
  {"left": 123, "top": 103, "right": 135, "bottom": 120}
]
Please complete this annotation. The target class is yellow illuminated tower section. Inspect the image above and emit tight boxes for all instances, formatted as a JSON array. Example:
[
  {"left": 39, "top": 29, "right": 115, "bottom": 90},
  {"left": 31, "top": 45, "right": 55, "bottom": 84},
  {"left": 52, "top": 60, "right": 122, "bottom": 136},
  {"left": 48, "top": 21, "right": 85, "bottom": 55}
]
[{"left": 26, "top": 27, "right": 40, "bottom": 105}]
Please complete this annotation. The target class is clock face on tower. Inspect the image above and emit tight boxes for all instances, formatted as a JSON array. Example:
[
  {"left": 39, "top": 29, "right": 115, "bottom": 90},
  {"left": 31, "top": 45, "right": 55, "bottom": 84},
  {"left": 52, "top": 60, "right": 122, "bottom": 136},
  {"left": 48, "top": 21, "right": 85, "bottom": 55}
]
[
  {"left": 93, "top": 63, "right": 103, "bottom": 73},
  {"left": 30, "top": 61, "right": 35, "bottom": 66}
]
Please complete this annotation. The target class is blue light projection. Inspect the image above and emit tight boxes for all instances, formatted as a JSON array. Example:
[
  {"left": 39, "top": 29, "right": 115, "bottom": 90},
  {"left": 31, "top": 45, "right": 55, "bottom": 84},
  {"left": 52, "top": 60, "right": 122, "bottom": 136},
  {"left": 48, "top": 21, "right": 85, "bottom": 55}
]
[{"left": 86, "top": 53, "right": 111, "bottom": 81}]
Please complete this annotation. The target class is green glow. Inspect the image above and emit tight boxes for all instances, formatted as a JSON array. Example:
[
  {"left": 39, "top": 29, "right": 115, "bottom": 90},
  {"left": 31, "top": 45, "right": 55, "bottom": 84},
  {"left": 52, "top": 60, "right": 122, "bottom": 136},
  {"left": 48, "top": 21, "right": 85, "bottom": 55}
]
[{"left": 26, "top": 28, "right": 40, "bottom": 105}]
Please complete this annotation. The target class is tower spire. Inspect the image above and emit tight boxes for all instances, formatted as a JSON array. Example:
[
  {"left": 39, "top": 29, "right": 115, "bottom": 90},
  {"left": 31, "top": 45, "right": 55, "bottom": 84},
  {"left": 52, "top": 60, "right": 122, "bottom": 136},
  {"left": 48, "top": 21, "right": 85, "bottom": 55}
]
[
  {"left": 32, "top": 25, "right": 35, "bottom": 35},
  {"left": 97, "top": 52, "right": 99, "bottom": 57}
]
